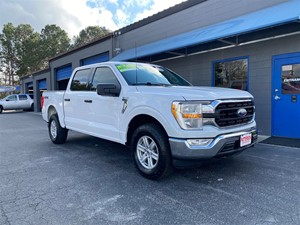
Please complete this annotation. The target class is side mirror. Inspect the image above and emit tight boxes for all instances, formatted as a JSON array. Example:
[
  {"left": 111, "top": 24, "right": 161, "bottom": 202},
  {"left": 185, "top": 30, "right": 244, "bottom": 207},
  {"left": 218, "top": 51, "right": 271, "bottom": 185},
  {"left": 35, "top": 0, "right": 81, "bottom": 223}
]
[
  {"left": 97, "top": 84, "right": 121, "bottom": 97},
  {"left": 6, "top": 99, "right": 9, "bottom": 101}
]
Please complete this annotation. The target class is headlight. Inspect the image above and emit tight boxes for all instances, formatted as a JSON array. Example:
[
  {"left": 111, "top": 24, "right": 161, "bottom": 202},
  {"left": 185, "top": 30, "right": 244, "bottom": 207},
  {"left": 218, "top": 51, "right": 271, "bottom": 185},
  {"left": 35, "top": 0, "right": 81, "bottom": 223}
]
[{"left": 172, "top": 101, "right": 212, "bottom": 129}]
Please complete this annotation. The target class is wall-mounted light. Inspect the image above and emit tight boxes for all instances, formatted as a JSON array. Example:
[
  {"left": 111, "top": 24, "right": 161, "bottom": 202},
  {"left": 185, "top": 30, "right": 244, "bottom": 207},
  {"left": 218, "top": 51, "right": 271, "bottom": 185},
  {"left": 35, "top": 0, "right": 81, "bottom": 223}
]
[{"left": 114, "top": 48, "right": 121, "bottom": 54}]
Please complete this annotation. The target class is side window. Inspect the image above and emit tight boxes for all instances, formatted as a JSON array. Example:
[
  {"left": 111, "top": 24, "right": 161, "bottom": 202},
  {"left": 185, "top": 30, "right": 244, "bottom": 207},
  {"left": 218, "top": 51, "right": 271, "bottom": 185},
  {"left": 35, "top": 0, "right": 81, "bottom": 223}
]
[
  {"left": 213, "top": 58, "right": 248, "bottom": 91},
  {"left": 19, "top": 95, "right": 28, "bottom": 100},
  {"left": 90, "top": 67, "right": 120, "bottom": 91},
  {"left": 70, "top": 69, "right": 91, "bottom": 91},
  {"left": 7, "top": 95, "right": 17, "bottom": 101}
]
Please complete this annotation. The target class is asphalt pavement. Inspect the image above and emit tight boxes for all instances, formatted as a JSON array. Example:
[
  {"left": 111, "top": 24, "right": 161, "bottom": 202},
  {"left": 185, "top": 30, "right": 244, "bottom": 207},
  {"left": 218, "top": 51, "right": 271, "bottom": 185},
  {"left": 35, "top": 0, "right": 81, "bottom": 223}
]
[{"left": 0, "top": 111, "right": 299, "bottom": 225}]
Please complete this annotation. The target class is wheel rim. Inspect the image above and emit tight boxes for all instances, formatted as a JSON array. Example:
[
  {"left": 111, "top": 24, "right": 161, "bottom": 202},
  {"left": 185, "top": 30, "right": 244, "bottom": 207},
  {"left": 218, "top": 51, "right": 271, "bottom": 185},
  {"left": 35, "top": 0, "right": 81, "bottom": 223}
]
[
  {"left": 50, "top": 120, "right": 57, "bottom": 139},
  {"left": 136, "top": 136, "right": 159, "bottom": 170}
]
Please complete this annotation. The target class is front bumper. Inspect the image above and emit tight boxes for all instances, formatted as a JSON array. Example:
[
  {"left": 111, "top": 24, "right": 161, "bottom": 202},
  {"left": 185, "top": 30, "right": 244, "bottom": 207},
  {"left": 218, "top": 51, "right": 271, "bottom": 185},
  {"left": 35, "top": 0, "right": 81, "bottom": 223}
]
[{"left": 169, "top": 127, "right": 257, "bottom": 160}]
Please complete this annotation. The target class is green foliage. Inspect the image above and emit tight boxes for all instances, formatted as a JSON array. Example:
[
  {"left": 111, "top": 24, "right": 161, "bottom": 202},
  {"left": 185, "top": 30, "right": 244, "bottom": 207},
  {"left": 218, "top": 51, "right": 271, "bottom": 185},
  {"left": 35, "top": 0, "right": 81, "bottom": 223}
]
[
  {"left": 40, "top": 25, "right": 70, "bottom": 60},
  {"left": 0, "top": 23, "right": 110, "bottom": 84},
  {"left": 0, "top": 23, "right": 71, "bottom": 81},
  {"left": 15, "top": 24, "right": 42, "bottom": 76},
  {"left": 0, "top": 23, "right": 18, "bottom": 85},
  {"left": 72, "top": 26, "right": 110, "bottom": 49}
]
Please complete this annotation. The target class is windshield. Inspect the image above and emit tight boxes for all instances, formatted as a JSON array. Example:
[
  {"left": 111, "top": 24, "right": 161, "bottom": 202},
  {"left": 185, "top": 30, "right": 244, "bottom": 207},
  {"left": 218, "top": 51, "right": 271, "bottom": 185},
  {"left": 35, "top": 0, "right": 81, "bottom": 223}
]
[{"left": 116, "top": 63, "right": 191, "bottom": 86}]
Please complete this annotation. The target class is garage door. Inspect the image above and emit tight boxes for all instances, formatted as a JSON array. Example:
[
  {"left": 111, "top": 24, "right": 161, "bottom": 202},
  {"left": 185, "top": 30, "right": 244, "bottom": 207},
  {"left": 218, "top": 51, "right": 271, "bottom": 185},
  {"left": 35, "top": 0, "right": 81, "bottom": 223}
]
[
  {"left": 27, "top": 82, "right": 33, "bottom": 88},
  {"left": 81, "top": 52, "right": 109, "bottom": 66},
  {"left": 56, "top": 65, "right": 72, "bottom": 81},
  {"left": 38, "top": 79, "right": 47, "bottom": 89}
]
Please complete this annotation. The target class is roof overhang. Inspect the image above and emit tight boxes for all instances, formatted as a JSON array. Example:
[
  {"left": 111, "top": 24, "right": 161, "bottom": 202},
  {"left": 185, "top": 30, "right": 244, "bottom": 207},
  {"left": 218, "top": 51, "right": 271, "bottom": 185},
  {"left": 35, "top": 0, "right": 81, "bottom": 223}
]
[{"left": 112, "top": 0, "right": 300, "bottom": 62}]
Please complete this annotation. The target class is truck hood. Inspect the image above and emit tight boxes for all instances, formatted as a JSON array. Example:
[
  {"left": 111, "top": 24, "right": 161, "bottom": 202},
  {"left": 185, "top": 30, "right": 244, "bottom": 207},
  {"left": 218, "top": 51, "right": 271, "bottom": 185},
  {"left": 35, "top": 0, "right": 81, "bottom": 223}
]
[{"left": 136, "top": 86, "right": 253, "bottom": 100}]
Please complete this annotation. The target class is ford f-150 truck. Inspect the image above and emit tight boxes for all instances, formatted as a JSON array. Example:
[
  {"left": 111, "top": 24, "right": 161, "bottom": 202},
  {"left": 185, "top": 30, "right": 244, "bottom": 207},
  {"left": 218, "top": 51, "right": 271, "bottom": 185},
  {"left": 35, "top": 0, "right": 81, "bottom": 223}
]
[{"left": 42, "top": 61, "right": 257, "bottom": 179}]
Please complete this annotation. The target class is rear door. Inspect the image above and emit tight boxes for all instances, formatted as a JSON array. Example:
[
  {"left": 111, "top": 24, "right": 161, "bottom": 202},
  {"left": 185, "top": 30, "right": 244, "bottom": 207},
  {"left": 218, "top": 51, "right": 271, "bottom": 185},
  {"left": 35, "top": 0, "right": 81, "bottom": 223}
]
[
  {"left": 18, "top": 95, "right": 30, "bottom": 109},
  {"left": 63, "top": 68, "right": 92, "bottom": 132}
]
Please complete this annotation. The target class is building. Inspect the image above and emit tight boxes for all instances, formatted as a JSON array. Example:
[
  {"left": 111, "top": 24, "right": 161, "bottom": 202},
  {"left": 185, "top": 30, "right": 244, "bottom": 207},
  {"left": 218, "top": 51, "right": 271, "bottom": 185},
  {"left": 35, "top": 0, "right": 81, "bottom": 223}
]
[{"left": 21, "top": 0, "right": 300, "bottom": 139}]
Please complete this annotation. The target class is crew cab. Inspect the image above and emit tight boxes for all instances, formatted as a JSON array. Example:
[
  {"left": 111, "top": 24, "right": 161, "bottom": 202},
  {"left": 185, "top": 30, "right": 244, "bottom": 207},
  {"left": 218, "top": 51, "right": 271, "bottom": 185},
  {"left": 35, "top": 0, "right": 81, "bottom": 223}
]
[
  {"left": 42, "top": 62, "right": 257, "bottom": 179},
  {"left": 0, "top": 94, "right": 34, "bottom": 113}
]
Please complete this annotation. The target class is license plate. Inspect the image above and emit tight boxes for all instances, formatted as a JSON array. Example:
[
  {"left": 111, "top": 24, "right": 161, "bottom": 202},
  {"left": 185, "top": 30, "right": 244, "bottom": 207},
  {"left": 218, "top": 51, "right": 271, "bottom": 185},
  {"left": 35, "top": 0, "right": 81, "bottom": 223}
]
[{"left": 240, "top": 133, "right": 252, "bottom": 147}]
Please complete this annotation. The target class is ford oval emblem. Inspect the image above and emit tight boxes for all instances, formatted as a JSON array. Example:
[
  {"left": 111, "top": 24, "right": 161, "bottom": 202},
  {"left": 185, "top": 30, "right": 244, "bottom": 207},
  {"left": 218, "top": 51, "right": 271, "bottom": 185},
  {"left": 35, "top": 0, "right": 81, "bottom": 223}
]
[{"left": 237, "top": 108, "right": 247, "bottom": 117}]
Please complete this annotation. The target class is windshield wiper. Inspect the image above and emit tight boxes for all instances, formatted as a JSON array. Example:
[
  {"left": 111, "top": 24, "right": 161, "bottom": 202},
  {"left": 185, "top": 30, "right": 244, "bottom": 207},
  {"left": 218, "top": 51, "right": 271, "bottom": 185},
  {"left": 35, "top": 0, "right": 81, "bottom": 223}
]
[{"left": 132, "top": 82, "right": 171, "bottom": 86}]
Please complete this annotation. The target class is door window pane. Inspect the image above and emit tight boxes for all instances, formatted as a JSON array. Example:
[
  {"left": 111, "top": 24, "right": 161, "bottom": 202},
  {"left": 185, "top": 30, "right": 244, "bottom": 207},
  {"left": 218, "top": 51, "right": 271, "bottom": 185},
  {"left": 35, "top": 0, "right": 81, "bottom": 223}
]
[
  {"left": 214, "top": 58, "right": 248, "bottom": 91},
  {"left": 7, "top": 95, "right": 17, "bottom": 101},
  {"left": 91, "top": 67, "right": 120, "bottom": 91},
  {"left": 70, "top": 69, "right": 91, "bottom": 91},
  {"left": 19, "top": 95, "right": 28, "bottom": 100},
  {"left": 281, "top": 64, "right": 300, "bottom": 94}
]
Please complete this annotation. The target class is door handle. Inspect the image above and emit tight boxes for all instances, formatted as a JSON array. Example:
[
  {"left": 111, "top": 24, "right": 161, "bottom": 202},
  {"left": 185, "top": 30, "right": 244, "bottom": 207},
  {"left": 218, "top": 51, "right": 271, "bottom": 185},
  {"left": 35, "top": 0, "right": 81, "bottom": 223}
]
[
  {"left": 64, "top": 99, "right": 70, "bottom": 102},
  {"left": 84, "top": 100, "right": 92, "bottom": 103}
]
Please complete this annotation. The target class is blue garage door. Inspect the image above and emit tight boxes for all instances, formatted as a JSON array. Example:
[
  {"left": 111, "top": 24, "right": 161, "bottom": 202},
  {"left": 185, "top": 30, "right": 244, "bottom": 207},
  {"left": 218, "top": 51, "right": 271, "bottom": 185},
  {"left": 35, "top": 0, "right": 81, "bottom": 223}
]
[
  {"left": 56, "top": 65, "right": 72, "bottom": 81},
  {"left": 81, "top": 52, "right": 109, "bottom": 66},
  {"left": 38, "top": 79, "right": 47, "bottom": 89},
  {"left": 27, "top": 82, "right": 33, "bottom": 88}
]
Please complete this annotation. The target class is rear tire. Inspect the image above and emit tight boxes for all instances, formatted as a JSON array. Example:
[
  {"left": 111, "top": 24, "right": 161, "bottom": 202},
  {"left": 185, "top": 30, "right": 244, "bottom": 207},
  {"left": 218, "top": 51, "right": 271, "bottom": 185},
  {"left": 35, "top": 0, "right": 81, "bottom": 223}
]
[
  {"left": 48, "top": 114, "right": 68, "bottom": 144},
  {"left": 131, "top": 123, "right": 173, "bottom": 180},
  {"left": 30, "top": 103, "right": 34, "bottom": 111},
  {"left": 0, "top": 106, "right": 3, "bottom": 113}
]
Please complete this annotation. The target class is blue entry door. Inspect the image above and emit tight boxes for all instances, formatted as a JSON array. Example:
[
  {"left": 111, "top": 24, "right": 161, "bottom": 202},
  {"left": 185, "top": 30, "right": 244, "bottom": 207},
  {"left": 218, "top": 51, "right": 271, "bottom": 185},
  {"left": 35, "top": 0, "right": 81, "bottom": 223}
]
[{"left": 272, "top": 53, "right": 300, "bottom": 138}]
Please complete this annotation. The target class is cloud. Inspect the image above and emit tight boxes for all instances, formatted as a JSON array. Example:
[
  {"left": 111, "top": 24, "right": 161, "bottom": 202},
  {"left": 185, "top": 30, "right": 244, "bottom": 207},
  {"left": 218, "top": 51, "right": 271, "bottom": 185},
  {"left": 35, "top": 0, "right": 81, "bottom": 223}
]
[
  {"left": 135, "top": 0, "right": 187, "bottom": 22},
  {"left": 0, "top": 0, "right": 118, "bottom": 38},
  {"left": 0, "top": 0, "right": 187, "bottom": 39}
]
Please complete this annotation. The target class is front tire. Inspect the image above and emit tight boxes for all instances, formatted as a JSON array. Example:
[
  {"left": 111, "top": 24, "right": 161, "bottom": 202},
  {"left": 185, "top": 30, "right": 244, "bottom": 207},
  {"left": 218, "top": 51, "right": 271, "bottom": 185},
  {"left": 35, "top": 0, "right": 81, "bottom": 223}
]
[
  {"left": 48, "top": 114, "right": 68, "bottom": 144},
  {"left": 0, "top": 106, "right": 3, "bottom": 113},
  {"left": 131, "top": 123, "right": 173, "bottom": 180}
]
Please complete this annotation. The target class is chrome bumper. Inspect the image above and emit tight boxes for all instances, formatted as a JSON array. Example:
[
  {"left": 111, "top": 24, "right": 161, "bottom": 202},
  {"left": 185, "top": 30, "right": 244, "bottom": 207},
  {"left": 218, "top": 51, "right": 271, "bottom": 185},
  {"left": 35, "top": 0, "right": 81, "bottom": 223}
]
[{"left": 169, "top": 127, "right": 257, "bottom": 160}]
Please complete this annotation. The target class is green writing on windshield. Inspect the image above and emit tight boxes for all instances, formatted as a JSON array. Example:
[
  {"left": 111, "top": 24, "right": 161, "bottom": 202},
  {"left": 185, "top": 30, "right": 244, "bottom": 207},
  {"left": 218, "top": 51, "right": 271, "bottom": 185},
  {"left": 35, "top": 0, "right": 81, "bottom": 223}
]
[{"left": 116, "top": 64, "right": 137, "bottom": 72}]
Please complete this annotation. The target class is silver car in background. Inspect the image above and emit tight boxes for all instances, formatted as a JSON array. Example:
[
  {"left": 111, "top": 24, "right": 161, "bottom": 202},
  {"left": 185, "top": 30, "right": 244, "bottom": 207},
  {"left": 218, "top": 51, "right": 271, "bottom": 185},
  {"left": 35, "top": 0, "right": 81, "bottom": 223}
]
[{"left": 0, "top": 94, "right": 34, "bottom": 113}]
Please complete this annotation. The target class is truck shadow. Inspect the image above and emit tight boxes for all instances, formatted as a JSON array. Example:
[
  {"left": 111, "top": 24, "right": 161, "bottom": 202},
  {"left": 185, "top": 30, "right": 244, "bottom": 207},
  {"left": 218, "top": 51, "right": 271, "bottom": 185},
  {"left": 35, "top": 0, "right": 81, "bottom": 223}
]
[{"left": 61, "top": 131, "right": 254, "bottom": 182}]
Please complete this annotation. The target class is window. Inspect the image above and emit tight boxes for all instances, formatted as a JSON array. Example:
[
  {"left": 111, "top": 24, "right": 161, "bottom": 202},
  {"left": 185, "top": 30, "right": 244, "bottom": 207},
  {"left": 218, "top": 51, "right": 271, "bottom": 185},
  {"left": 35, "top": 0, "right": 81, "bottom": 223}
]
[
  {"left": 281, "top": 64, "right": 300, "bottom": 94},
  {"left": 19, "top": 95, "right": 28, "bottom": 100},
  {"left": 90, "top": 67, "right": 120, "bottom": 91},
  {"left": 213, "top": 58, "right": 248, "bottom": 91},
  {"left": 7, "top": 95, "right": 17, "bottom": 101},
  {"left": 70, "top": 69, "right": 91, "bottom": 91}
]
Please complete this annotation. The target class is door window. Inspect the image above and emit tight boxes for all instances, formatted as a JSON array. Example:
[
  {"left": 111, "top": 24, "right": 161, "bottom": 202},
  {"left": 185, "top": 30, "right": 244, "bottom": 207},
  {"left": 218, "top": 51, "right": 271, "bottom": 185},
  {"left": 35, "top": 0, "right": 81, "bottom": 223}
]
[
  {"left": 90, "top": 67, "right": 120, "bottom": 91},
  {"left": 281, "top": 64, "right": 300, "bottom": 94},
  {"left": 6, "top": 95, "right": 17, "bottom": 101},
  {"left": 19, "top": 95, "right": 28, "bottom": 100},
  {"left": 70, "top": 69, "right": 91, "bottom": 91}
]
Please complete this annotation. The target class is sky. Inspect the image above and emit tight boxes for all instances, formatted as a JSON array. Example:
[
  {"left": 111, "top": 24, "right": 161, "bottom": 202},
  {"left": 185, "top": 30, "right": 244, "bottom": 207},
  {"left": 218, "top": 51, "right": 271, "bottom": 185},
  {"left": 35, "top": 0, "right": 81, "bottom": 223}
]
[{"left": 0, "top": 0, "right": 187, "bottom": 38}]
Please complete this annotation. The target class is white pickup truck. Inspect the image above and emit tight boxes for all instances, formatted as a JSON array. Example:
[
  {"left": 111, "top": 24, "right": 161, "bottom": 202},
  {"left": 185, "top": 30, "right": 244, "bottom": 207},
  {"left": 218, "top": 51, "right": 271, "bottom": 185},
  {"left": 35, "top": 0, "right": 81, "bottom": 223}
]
[{"left": 42, "top": 61, "right": 257, "bottom": 179}]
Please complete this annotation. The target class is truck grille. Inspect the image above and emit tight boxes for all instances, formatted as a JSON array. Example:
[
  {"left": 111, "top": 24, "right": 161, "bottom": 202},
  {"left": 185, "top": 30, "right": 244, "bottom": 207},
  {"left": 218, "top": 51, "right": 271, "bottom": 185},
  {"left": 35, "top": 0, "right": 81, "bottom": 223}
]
[{"left": 214, "top": 101, "right": 254, "bottom": 127}]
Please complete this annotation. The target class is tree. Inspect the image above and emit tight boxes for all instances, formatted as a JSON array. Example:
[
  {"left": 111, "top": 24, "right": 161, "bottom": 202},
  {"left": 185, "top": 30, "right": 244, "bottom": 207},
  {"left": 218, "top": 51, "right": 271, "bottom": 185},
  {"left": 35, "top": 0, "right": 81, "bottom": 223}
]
[
  {"left": 72, "top": 26, "right": 110, "bottom": 48},
  {"left": 15, "top": 24, "right": 42, "bottom": 76},
  {"left": 40, "top": 25, "right": 70, "bottom": 63},
  {"left": 0, "top": 23, "right": 71, "bottom": 80},
  {"left": 0, "top": 23, "right": 18, "bottom": 85}
]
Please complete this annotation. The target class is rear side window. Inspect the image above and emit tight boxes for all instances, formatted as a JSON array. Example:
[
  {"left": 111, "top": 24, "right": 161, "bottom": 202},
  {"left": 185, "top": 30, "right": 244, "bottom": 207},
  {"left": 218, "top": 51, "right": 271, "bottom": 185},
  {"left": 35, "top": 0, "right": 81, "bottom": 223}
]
[
  {"left": 90, "top": 67, "right": 120, "bottom": 91},
  {"left": 19, "top": 95, "right": 28, "bottom": 100},
  {"left": 70, "top": 69, "right": 91, "bottom": 91}
]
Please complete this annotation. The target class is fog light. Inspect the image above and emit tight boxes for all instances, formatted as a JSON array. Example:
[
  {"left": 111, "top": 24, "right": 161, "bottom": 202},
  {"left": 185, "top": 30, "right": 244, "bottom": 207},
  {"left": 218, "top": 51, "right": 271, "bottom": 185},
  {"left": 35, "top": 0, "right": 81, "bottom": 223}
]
[{"left": 187, "top": 139, "right": 213, "bottom": 146}]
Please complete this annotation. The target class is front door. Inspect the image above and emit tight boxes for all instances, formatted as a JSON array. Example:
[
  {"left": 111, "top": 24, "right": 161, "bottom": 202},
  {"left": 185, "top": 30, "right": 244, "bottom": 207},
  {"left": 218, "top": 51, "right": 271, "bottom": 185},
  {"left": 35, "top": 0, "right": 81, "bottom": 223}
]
[
  {"left": 5, "top": 95, "right": 18, "bottom": 110},
  {"left": 272, "top": 53, "right": 300, "bottom": 138}
]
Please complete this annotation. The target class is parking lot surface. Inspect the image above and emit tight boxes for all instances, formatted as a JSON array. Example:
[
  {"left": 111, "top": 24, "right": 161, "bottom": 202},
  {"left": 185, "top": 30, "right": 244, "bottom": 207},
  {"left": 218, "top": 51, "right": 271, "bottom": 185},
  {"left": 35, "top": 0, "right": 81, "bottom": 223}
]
[{"left": 0, "top": 112, "right": 300, "bottom": 225}]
